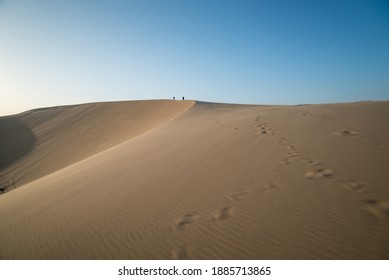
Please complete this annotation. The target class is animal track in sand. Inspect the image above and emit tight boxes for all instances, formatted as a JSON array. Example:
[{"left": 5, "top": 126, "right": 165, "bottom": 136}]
[
  {"left": 175, "top": 214, "right": 197, "bottom": 231},
  {"left": 364, "top": 200, "right": 389, "bottom": 220}
]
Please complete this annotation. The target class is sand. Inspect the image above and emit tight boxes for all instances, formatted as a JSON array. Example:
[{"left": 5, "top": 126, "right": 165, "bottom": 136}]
[{"left": 0, "top": 100, "right": 388, "bottom": 259}]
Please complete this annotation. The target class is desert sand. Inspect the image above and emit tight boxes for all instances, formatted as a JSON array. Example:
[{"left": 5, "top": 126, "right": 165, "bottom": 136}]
[{"left": 0, "top": 100, "right": 388, "bottom": 259}]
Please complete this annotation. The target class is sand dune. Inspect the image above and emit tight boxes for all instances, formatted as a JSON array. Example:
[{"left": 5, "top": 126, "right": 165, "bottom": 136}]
[
  {"left": 0, "top": 100, "right": 388, "bottom": 259},
  {"left": 0, "top": 100, "right": 194, "bottom": 191}
]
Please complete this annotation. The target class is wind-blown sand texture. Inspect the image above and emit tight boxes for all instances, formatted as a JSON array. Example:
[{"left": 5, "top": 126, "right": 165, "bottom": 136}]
[{"left": 0, "top": 100, "right": 388, "bottom": 259}]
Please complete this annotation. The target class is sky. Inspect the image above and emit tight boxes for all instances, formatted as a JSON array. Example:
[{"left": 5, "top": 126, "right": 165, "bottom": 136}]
[{"left": 1, "top": 0, "right": 389, "bottom": 115}]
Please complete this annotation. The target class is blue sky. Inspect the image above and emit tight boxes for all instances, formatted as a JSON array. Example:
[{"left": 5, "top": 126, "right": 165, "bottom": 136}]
[{"left": 1, "top": 0, "right": 388, "bottom": 115}]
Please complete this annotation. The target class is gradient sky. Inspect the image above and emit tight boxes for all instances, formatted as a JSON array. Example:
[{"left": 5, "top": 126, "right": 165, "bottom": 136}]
[{"left": 1, "top": 0, "right": 389, "bottom": 115}]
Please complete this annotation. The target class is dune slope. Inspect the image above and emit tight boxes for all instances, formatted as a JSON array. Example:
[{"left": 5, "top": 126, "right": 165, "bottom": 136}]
[
  {"left": 0, "top": 100, "right": 388, "bottom": 259},
  {"left": 0, "top": 100, "right": 194, "bottom": 191}
]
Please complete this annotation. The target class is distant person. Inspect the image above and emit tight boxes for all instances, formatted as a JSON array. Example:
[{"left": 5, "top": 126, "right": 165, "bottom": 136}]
[
  {"left": 173, "top": 97, "right": 175, "bottom": 100},
  {"left": 182, "top": 96, "right": 185, "bottom": 100}
]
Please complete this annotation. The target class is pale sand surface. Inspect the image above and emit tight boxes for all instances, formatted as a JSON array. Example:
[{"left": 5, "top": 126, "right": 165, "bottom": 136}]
[{"left": 0, "top": 100, "right": 388, "bottom": 259}]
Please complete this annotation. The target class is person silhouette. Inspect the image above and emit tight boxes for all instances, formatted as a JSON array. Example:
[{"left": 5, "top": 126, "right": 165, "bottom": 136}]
[
  {"left": 182, "top": 96, "right": 185, "bottom": 100},
  {"left": 173, "top": 97, "right": 175, "bottom": 100}
]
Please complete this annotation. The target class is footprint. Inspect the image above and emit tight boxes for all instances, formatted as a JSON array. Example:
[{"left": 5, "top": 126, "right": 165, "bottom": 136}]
[
  {"left": 364, "top": 200, "right": 389, "bottom": 219},
  {"left": 333, "top": 131, "right": 360, "bottom": 136},
  {"left": 344, "top": 181, "right": 370, "bottom": 193},
  {"left": 304, "top": 168, "right": 334, "bottom": 179},
  {"left": 287, "top": 145, "right": 297, "bottom": 151},
  {"left": 299, "top": 155, "right": 312, "bottom": 164},
  {"left": 172, "top": 247, "right": 190, "bottom": 260},
  {"left": 263, "top": 181, "right": 277, "bottom": 189},
  {"left": 304, "top": 171, "right": 316, "bottom": 179},
  {"left": 280, "top": 158, "right": 292, "bottom": 165},
  {"left": 256, "top": 181, "right": 277, "bottom": 191},
  {"left": 301, "top": 157, "right": 311, "bottom": 164},
  {"left": 287, "top": 152, "right": 299, "bottom": 158},
  {"left": 230, "top": 191, "right": 248, "bottom": 202},
  {"left": 175, "top": 214, "right": 196, "bottom": 230},
  {"left": 215, "top": 207, "right": 233, "bottom": 221},
  {"left": 308, "top": 161, "right": 321, "bottom": 166},
  {"left": 319, "top": 169, "right": 334, "bottom": 178},
  {"left": 256, "top": 129, "right": 268, "bottom": 135}
]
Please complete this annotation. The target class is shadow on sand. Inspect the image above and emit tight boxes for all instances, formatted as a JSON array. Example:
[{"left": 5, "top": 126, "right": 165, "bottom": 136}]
[{"left": 0, "top": 116, "right": 37, "bottom": 171}]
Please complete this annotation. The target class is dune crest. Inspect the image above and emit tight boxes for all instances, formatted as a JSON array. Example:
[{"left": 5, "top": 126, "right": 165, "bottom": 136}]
[{"left": 0, "top": 100, "right": 388, "bottom": 259}]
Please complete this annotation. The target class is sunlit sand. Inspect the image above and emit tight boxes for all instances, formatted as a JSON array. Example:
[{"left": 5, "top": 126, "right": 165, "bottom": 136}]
[{"left": 0, "top": 100, "right": 388, "bottom": 259}]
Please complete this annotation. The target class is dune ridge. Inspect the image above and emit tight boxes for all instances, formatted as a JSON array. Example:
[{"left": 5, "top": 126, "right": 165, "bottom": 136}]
[{"left": 0, "top": 100, "right": 388, "bottom": 259}]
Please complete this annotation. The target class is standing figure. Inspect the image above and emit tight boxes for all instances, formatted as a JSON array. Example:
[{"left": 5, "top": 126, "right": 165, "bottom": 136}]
[
  {"left": 182, "top": 96, "right": 185, "bottom": 100},
  {"left": 173, "top": 97, "right": 175, "bottom": 100}
]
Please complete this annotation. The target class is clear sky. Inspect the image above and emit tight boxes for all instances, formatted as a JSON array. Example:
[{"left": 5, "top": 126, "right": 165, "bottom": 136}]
[{"left": 1, "top": 0, "right": 388, "bottom": 115}]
